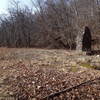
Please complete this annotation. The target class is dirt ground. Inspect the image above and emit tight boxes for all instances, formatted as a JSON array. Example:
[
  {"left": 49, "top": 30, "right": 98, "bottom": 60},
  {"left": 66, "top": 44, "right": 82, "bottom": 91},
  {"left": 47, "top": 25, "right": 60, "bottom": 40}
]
[{"left": 0, "top": 48, "right": 100, "bottom": 100}]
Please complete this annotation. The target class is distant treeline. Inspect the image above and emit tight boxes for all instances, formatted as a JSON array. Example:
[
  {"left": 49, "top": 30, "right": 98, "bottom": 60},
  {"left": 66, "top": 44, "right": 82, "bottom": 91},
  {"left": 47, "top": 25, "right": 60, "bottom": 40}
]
[{"left": 0, "top": 0, "right": 100, "bottom": 49}]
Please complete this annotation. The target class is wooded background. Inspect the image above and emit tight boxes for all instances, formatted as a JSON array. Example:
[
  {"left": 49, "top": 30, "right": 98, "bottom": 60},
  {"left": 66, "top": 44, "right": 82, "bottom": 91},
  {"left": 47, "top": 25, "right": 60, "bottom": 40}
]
[{"left": 0, "top": 0, "right": 100, "bottom": 49}]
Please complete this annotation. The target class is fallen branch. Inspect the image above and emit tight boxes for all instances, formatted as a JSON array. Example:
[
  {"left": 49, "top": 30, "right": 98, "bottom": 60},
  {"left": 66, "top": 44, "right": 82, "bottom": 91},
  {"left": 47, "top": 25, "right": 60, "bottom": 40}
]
[{"left": 41, "top": 77, "right": 100, "bottom": 100}]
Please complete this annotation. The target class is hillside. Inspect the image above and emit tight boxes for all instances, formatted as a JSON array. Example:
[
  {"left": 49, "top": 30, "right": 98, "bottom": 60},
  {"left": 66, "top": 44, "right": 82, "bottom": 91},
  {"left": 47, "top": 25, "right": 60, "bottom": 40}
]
[{"left": 0, "top": 48, "right": 100, "bottom": 100}]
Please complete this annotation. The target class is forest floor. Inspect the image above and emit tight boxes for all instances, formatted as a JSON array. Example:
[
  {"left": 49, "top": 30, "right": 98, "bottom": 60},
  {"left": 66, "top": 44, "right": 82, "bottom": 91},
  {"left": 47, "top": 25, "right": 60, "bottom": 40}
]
[{"left": 0, "top": 48, "right": 100, "bottom": 100}]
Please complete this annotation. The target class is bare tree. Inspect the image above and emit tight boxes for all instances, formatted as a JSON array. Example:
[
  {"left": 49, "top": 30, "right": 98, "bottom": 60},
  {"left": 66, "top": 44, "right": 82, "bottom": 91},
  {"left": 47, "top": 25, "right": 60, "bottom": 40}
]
[{"left": 0, "top": 0, "right": 99, "bottom": 49}]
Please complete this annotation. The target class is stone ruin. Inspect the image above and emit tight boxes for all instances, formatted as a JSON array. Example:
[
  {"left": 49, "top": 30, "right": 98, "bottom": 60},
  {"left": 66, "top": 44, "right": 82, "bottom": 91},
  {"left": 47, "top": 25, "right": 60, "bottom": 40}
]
[
  {"left": 76, "top": 26, "right": 100, "bottom": 55},
  {"left": 76, "top": 26, "right": 92, "bottom": 52},
  {"left": 76, "top": 28, "right": 84, "bottom": 51}
]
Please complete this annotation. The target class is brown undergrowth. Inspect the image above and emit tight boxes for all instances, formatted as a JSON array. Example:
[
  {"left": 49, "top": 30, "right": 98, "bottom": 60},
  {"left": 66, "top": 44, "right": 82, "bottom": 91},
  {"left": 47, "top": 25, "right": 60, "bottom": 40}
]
[{"left": 0, "top": 48, "right": 100, "bottom": 100}]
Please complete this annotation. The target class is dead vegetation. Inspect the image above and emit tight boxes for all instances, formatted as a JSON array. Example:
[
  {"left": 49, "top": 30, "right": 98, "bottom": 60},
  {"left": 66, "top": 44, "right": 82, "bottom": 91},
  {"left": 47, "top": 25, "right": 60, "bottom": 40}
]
[
  {"left": 0, "top": 0, "right": 100, "bottom": 49},
  {"left": 0, "top": 48, "right": 100, "bottom": 100}
]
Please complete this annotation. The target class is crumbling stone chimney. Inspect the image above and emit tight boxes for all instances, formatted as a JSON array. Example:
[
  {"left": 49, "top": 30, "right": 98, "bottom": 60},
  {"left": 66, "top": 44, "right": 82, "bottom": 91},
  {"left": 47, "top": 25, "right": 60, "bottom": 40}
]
[
  {"left": 76, "top": 26, "right": 92, "bottom": 52},
  {"left": 76, "top": 28, "right": 84, "bottom": 51}
]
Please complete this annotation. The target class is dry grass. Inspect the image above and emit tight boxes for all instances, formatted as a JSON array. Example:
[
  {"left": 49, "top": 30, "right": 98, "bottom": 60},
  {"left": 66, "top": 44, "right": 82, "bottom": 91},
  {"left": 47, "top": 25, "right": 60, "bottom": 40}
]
[{"left": 0, "top": 48, "right": 100, "bottom": 100}]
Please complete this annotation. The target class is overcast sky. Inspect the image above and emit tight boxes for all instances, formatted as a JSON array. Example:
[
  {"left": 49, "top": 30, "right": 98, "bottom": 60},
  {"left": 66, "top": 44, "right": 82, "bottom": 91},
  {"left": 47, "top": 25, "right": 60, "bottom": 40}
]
[{"left": 0, "top": 0, "right": 32, "bottom": 14}]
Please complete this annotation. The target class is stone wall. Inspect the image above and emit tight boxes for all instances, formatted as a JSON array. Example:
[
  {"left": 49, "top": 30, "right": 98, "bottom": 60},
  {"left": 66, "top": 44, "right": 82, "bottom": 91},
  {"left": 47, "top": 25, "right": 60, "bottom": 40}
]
[
  {"left": 76, "top": 27, "right": 100, "bottom": 51},
  {"left": 76, "top": 29, "right": 84, "bottom": 51}
]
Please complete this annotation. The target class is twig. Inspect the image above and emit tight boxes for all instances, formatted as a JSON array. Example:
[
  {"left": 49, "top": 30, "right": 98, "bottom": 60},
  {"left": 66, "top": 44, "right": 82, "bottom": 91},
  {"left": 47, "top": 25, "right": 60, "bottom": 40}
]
[{"left": 41, "top": 77, "right": 100, "bottom": 100}]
